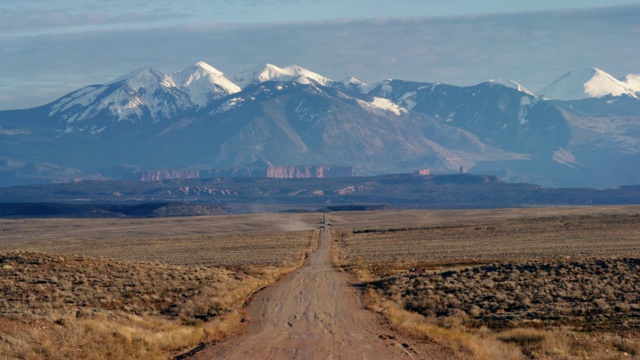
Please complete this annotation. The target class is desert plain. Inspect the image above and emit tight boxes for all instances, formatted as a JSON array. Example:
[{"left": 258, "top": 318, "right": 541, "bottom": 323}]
[{"left": 1, "top": 205, "right": 639, "bottom": 359}]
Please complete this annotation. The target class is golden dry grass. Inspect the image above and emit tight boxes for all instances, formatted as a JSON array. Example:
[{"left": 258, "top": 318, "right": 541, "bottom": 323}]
[{"left": 333, "top": 206, "right": 640, "bottom": 360}]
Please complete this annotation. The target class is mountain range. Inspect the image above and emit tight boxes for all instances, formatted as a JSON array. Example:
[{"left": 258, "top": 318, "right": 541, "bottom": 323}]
[{"left": 1, "top": 62, "right": 639, "bottom": 188}]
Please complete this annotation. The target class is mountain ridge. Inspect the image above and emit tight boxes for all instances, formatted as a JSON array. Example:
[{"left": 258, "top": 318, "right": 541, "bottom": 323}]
[
  {"left": 1, "top": 61, "right": 639, "bottom": 188},
  {"left": 232, "top": 63, "right": 333, "bottom": 89}
]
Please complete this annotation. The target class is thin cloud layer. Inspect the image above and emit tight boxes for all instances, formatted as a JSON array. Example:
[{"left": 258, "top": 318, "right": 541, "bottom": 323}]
[
  {"left": 1, "top": 5, "right": 639, "bottom": 109},
  {"left": 4, "top": 0, "right": 639, "bottom": 34}
]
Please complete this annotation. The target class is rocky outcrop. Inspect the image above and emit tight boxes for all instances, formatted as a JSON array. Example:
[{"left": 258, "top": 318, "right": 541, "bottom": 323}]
[{"left": 266, "top": 165, "right": 353, "bottom": 179}]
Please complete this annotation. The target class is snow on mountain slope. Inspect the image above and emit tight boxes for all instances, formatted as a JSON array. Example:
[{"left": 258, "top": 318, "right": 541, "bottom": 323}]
[
  {"left": 48, "top": 61, "right": 240, "bottom": 126},
  {"left": 171, "top": 61, "right": 240, "bottom": 108},
  {"left": 357, "top": 97, "right": 407, "bottom": 116},
  {"left": 233, "top": 64, "right": 333, "bottom": 89},
  {"left": 49, "top": 67, "right": 193, "bottom": 125},
  {"left": 338, "top": 76, "right": 369, "bottom": 93},
  {"left": 487, "top": 79, "right": 537, "bottom": 97},
  {"left": 621, "top": 73, "right": 640, "bottom": 93},
  {"left": 48, "top": 85, "right": 108, "bottom": 118},
  {"left": 539, "top": 68, "right": 638, "bottom": 100},
  {"left": 344, "top": 76, "right": 366, "bottom": 87}
]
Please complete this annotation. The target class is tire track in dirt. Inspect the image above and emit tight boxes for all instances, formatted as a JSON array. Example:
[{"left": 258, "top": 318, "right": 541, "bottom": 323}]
[{"left": 188, "top": 216, "right": 461, "bottom": 360}]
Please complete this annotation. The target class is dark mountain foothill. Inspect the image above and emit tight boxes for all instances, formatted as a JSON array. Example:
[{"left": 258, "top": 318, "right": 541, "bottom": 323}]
[
  {"left": 0, "top": 202, "right": 228, "bottom": 218},
  {"left": 1, "top": 173, "right": 639, "bottom": 218}
]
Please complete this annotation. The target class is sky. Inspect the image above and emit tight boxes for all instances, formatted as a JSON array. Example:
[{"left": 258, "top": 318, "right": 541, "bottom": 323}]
[{"left": 1, "top": 0, "right": 639, "bottom": 110}]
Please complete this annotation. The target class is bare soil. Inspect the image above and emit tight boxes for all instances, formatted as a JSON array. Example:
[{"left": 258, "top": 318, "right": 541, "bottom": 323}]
[{"left": 189, "top": 222, "right": 464, "bottom": 360}]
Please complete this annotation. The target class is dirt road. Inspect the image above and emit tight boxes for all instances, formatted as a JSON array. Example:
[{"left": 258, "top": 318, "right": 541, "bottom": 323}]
[{"left": 189, "top": 218, "right": 460, "bottom": 360}]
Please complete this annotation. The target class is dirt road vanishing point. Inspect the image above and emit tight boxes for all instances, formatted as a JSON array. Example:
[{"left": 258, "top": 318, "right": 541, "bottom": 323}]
[{"left": 188, "top": 217, "right": 461, "bottom": 360}]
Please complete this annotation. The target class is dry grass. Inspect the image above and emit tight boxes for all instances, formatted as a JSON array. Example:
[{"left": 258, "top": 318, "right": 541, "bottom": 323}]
[
  {"left": 0, "top": 213, "right": 321, "bottom": 359},
  {"left": 334, "top": 206, "right": 640, "bottom": 359},
  {"left": 367, "top": 295, "right": 523, "bottom": 360}
]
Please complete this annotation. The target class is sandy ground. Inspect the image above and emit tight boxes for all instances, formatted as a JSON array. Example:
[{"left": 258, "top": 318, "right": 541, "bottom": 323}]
[{"left": 188, "top": 218, "right": 462, "bottom": 360}]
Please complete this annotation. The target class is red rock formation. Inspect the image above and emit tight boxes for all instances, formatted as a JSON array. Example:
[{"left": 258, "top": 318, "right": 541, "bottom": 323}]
[
  {"left": 266, "top": 165, "right": 353, "bottom": 179},
  {"left": 124, "top": 165, "right": 353, "bottom": 181}
]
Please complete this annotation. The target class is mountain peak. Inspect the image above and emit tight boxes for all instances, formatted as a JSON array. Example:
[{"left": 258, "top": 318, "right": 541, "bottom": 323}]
[
  {"left": 336, "top": 76, "right": 369, "bottom": 93},
  {"left": 192, "top": 61, "right": 223, "bottom": 75},
  {"left": 539, "top": 67, "right": 637, "bottom": 100},
  {"left": 233, "top": 64, "right": 332, "bottom": 89},
  {"left": 171, "top": 62, "right": 240, "bottom": 107},
  {"left": 108, "top": 66, "right": 170, "bottom": 88},
  {"left": 343, "top": 76, "right": 366, "bottom": 85},
  {"left": 174, "top": 61, "right": 226, "bottom": 79}
]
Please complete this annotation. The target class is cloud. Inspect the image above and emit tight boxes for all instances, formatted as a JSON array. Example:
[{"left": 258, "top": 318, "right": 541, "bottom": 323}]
[{"left": 1, "top": 5, "right": 639, "bottom": 109}]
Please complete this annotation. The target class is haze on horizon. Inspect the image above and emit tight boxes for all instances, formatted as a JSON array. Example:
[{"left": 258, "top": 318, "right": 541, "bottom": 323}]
[{"left": 1, "top": 0, "right": 639, "bottom": 110}]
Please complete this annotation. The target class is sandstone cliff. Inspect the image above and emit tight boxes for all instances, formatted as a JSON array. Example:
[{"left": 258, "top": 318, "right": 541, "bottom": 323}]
[{"left": 266, "top": 165, "right": 353, "bottom": 179}]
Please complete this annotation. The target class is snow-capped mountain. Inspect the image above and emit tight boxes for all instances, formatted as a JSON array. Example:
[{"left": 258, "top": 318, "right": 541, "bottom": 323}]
[
  {"left": 170, "top": 61, "right": 240, "bottom": 108},
  {"left": 1, "top": 62, "right": 639, "bottom": 188},
  {"left": 46, "top": 61, "right": 240, "bottom": 128},
  {"left": 232, "top": 64, "right": 333, "bottom": 89},
  {"left": 49, "top": 66, "right": 193, "bottom": 125},
  {"left": 539, "top": 67, "right": 638, "bottom": 100}
]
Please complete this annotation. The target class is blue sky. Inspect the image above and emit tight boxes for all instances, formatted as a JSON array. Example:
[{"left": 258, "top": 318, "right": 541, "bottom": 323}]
[{"left": 1, "top": 0, "right": 639, "bottom": 109}]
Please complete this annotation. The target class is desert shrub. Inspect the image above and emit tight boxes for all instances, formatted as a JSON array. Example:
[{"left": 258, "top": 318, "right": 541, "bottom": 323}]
[
  {"left": 498, "top": 328, "right": 548, "bottom": 357},
  {"left": 373, "top": 258, "right": 640, "bottom": 330},
  {"left": 335, "top": 212, "right": 640, "bottom": 359},
  {"left": 0, "top": 239, "right": 313, "bottom": 360},
  {"left": 360, "top": 257, "right": 640, "bottom": 359}
]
